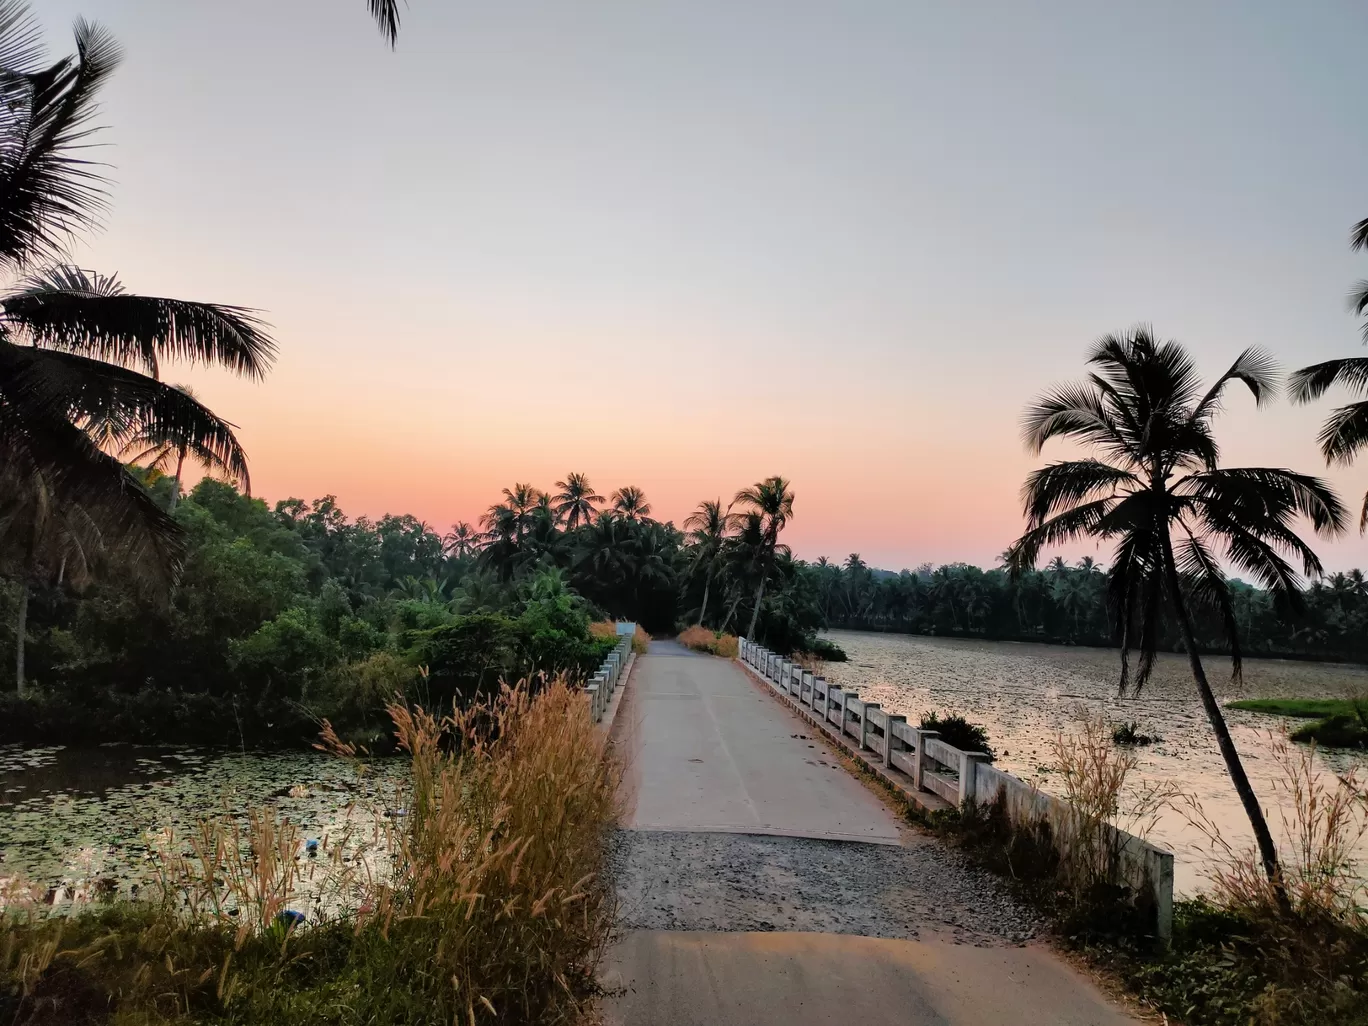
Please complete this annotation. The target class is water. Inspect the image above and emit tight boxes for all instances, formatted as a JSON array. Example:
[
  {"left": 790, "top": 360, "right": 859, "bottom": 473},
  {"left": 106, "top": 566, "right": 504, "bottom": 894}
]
[
  {"left": 820, "top": 630, "right": 1368, "bottom": 896},
  {"left": 0, "top": 743, "right": 406, "bottom": 903}
]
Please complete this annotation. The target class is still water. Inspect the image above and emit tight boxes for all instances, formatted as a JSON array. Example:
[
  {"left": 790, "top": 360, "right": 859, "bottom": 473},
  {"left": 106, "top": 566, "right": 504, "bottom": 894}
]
[
  {"left": 0, "top": 743, "right": 405, "bottom": 900},
  {"left": 821, "top": 630, "right": 1368, "bottom": 896}
]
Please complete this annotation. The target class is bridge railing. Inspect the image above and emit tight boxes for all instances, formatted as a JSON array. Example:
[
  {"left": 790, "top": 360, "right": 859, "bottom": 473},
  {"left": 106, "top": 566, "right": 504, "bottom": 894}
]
[
  {"left": 737, "top": 637, "right": 1174, "bottom": 944},
  {"left": 586, "top": 627, "right": 634, "bottom": 724}
]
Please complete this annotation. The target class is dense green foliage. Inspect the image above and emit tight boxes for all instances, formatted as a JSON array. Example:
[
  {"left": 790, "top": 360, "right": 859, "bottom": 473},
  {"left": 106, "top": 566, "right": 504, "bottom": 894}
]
[{"left": 0, "top": 480, "right": 618, "bottom": 746}]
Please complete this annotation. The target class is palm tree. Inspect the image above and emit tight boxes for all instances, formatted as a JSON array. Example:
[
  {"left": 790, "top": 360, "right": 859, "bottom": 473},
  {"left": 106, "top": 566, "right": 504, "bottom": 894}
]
[
  {"left": 117, "top": 384, "right": 248, "bottom": 510},
  {"left": 733, "top": 475, "right": 795, "bottom": 641},
  {"left": 1007, "top": 327, "right": 1346, "bottom": 898},
  {"left": 683, "top": 498, "right": 729, "bottom": 626},
  {"left": 0, "top": 10, "right": 273, "bottom": 691},
  {"left": 442, "top": 521, "right": 480, "bottom": 559},
  {"left": 499, "top": 483, "right": 542, "bottom": 540},
  {"left": 611, "top": 486, "right": 652, "bottom": 521},
  {"left": 1289, "top": 357, "right": 1368, "bottom": 530},
  {"left": 553, "top": 472, "right": 603, "bottom": 530}
]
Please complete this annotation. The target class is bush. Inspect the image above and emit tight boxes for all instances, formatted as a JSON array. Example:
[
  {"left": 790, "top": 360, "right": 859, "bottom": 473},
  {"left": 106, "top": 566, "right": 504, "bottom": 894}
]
[
  {"left": 1111, "top": 721, "right": 1161, "bottom": 746},
  {"left": 919, "top": 711, "right": 995, "bottom": 759},
  {"left": 806, "top": 636, "right": 847, "bottom": 662},
  {"left": 0, "top": 679, "right": 618, "bottom": 1025},
  {"left": 678, "top": 626, "right": 738, "bottom": 658}
]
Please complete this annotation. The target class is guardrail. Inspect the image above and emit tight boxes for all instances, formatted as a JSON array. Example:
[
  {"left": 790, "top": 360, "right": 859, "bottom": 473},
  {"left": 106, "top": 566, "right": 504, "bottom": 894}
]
[
  {"left": 586, "top": 629, "right": 634, "bottom": 723},
  {"left": 738, "top": 637, "right": 1174, "bottom": 944}
]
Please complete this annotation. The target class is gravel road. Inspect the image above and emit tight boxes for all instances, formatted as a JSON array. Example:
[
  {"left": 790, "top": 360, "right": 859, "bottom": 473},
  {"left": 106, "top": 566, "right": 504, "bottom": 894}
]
[{"left": 609, "top": 828, "right": 1041, "bottom": 946}]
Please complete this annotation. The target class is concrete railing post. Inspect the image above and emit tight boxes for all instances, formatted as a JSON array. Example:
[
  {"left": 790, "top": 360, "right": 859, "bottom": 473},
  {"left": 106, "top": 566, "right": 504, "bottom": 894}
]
[
  {"left": 838, "top": 690, "right": 853, "bottom": 738},
  {"left": 883, "top": 714, "right": 906, "bottom": 768},
  {"left": 860, "top": 703, "right": 879, "bottom": 751},
  {"left": 801, "top": 671, "right": 814, "bottom": 707},
  {"left": 959, "top": 752, "right": 991, "bottom": 807},
  {"left": 912, "top": 729, "right": 938, "bottom": 791}
]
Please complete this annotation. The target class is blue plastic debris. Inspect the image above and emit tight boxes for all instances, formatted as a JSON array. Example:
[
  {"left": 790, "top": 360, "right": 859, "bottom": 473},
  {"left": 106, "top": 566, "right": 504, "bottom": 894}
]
[
  {"left": 276, "top": 910, "right": 305, "bottom": 930},
  {"left": 305, "top": 838, "right": 320, "bottom": 855}
]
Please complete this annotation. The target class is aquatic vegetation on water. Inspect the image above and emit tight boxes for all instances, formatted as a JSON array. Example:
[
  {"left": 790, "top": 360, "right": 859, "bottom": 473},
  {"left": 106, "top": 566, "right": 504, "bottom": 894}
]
[{"left": 0, "top": 678, "right": 618, "bottom": 1025}]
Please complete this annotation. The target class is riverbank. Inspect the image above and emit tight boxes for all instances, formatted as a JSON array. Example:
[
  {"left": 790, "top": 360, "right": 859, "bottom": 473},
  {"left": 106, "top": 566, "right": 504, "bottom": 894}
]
[
  {"left": 0, "top": 681, "right": 616, "bottom": 1025},
  {"left": 819, "top": 629, "right": 1368, "bottom": 896}
]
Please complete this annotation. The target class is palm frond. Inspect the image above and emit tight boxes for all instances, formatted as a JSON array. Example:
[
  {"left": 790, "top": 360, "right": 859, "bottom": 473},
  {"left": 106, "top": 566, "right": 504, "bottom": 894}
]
[
  {"left": 1007, "top": 498, "right": 1116, "bottom": 571},
  {"left": 1020, "top": 459, "right": 1138, "bottom": 524},
  {"left": 1021, "top": 381, "right": 1134, "bottom": 459},
  {"left": 1288, "top": 357, "right": 1368, "bottom": 404},
  {"left": 1182, "top": 467, "right": 1348, "bottom": 534},
  {"left": 368, "top": 0, "right": 402, "bottom": 46},
  {"left": 4, "top": 265, "right": 276, "bottom": 378},
  {"left": 1190, "top": 347, "right": 1279, "bottom": 424},
  {"left": 1314, "top": 401, "right": 1368, "bottom": 468},
  {"left": 2, "top": 344, "right": 251, "bottom": 487},
  {"left": 0, "top": 15, "right": 120, "bottom": 266},
  {"left": 1353, "top": 216, "right": 1368, "bottom": 252}
]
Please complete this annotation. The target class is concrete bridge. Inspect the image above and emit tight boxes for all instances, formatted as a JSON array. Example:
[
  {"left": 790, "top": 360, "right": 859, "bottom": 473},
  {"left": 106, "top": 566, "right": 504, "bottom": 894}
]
[{"left": 602, "top": 640, "right": 1140, "bottom": 1025}]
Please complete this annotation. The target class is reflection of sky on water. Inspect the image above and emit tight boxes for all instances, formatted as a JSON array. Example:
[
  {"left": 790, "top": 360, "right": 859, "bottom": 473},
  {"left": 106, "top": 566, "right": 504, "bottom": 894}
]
[{"left": 822, "top": 631, "right": 1368, "bottom": 896}]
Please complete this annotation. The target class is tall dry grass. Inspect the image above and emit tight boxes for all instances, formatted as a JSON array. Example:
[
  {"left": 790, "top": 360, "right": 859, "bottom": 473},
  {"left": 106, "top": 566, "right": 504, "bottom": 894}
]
[
  {"left": 677, "top": 626, "right": 738, "bottom": 658},
  {"left": 0, "top": 677, "right": 619, "bottom": 1025}
]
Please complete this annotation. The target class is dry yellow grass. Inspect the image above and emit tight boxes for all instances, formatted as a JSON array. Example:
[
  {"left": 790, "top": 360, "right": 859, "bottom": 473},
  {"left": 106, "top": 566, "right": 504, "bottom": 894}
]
[{"left": 678, "top": 626, "right": 738, "bottom": 658}]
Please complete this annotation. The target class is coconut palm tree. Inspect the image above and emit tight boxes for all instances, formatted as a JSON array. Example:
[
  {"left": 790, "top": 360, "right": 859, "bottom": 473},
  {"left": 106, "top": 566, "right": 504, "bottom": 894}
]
[
  {"left": 0, "top": 9, "right": 273, "bottom": 690},
  {"left": 611, "top": 486, "right": 651, "bottom": 521},
  {"left": 733, "top": 475, "right": 795, "bottom": 641},
  {"left": 499, "top": 483, "right": 542, "bottom": 540},
  {"left": 1289, "top": 355, "right": 1368, "bottom": 530},
  {"left": 1007, "top": 327, "right": 1346, "bottom": 898},
  {"left": 553, "top": 472, "right": 603, "bottom": 530},
  {"left": 683, "top": 498, "right": 729, "bottom": 627},
  {"left": 442, "top": 521, "right": 480, "bottom": 559},
  {"left": 118, "top": 384, "right": 248, "bottom": 510}
]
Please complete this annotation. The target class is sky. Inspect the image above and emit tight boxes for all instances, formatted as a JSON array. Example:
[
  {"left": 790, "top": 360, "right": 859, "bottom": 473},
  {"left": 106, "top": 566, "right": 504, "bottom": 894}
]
[{"left": 33, "top": 0, "right": 1368, "bottom": 572}]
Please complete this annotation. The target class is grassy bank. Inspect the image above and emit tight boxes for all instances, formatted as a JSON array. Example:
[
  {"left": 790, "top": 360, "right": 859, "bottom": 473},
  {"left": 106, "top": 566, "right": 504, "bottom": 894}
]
[
  {"left": 1229, "top": 697, "right": 1368, "bottom": 748},
  {"left": 0, "top": 679, "right": 618, "bottom": 1025},
  {"left": 911, "top": 720, "right": 1368, "bottom": 1024}
]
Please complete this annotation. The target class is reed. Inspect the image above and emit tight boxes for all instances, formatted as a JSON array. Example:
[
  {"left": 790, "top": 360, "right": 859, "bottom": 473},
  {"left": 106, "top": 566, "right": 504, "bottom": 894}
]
[{"left": 0, "top": 677, "right": 618, "bottom": 1025}]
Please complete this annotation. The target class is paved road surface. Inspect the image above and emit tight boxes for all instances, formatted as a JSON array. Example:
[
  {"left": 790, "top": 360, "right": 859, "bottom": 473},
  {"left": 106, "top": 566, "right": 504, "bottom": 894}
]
[
  {"left": 605, "top": 642, "right": 1138, "bottom": 1026},
  {"left": 619, "top": 641, "right": 899, "bottom": 842}
]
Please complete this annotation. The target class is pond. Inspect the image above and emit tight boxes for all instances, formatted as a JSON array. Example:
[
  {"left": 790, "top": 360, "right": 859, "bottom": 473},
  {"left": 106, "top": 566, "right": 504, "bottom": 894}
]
[
  {"left": 0, "top": 743, "right": 407, "bottom": 908},
  {"left": 819, "top": 630, "right": 1368, "bottom": 896}
]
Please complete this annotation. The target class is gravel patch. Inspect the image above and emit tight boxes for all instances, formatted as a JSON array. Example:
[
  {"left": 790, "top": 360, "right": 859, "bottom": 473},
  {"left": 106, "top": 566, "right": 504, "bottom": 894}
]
[{"left": 609, "top": 828, "right": 1041, "bottom": 945}]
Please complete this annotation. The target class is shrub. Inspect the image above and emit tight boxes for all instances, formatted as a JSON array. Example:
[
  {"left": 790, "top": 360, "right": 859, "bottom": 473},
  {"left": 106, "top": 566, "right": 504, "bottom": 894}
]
[
  {"left": 631, "top": 624, "right": 650, "bottom": 654},
  {"left": 0, "top": 679, "right": 618, "bottom": 1025},
  {"left": 678, "top": 626, "right": 738, "bottom": 658},
  {"left": 1111, "top": 721, "right": 1161, "bottom": 746},
  {"left": 807, "top": 636, "right": 847, "bottom": 662},
  {"left": 919, "top": 711, "right": 996, "bottom": 759}
]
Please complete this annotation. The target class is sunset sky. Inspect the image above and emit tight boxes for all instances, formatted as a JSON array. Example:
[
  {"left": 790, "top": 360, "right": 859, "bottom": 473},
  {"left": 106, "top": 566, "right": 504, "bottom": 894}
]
[{"left": 36, "top": 0, "right": 1368, "bottom": 571}]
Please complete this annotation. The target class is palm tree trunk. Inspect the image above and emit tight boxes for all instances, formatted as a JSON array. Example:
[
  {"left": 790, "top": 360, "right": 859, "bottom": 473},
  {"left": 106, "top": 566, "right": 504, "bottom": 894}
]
[
  {"left": 697, "top": 568, "right": 712, "bottom": 627},
  {"left": 14, "top": 580, "right": 27, "bottom": 696},
  {"left": 1162, "top": 539, "right": 1287, "bottom": 906},
  {"left": 169, "top": 446, "right": 186, "bottom": 511},
  {"left": 745, "top": 576, "right": 767, "bottom": 641}
]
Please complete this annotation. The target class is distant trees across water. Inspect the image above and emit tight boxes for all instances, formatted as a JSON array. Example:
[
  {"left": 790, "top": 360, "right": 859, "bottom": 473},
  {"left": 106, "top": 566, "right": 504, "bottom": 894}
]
[{"left": 808, "top": 554, "right": 1368, "bottom": 663}]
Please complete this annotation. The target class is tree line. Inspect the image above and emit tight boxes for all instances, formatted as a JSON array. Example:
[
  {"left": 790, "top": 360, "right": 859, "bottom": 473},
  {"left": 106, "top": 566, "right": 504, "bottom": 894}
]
[{"left": 807, "top": 554, "right": 1368, "bottom": 662}]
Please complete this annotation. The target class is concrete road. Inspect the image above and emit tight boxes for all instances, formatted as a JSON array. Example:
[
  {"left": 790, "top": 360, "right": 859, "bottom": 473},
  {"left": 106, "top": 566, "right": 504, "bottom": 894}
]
[
  {"left": 605, "top": 644, "right": 1141, "bottom": 1026},
  {"left": 603, "top": 932, "right": 1138, "bottom": 1026},
  {"left": 617, "top": 641, "right": 900, "bottom": 843}
]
